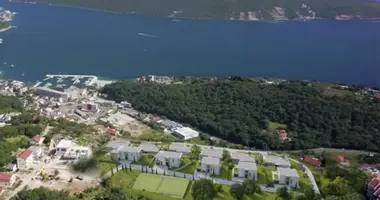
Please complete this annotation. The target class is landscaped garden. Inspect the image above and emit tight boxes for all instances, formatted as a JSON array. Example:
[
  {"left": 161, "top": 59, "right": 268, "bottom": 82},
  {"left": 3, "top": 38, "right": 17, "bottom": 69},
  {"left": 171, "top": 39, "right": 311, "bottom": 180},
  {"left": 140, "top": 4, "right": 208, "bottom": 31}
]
[
  {"left": 257, "top": 165, "right": 275, "bottom": 185},
  {"left": 290, "top": 160, "right": 311, "bottom": 192}
]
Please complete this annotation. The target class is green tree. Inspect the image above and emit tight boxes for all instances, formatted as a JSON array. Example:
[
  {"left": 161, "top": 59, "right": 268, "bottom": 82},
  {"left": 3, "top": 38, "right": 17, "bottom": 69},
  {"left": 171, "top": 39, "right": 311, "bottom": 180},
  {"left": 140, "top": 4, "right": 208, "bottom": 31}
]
[
  {"left": 191, "top": 179, "right": 216, "bottom": 200},
  {"left": 276, "top": 187, "right": 293, "bottom": 200},
  {"left": 230, "top": 183, "right": 245, "bottom": 200},
  {"left": 242, "top": 179, "right": 258, "bottom": 195}
]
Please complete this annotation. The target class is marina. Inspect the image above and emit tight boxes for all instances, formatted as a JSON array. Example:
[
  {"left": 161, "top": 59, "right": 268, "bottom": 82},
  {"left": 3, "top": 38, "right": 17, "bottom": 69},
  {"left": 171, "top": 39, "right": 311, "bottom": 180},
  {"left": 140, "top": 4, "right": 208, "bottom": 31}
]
[{"left": 33, "top": 74, "right": 99, "bottom": 89}]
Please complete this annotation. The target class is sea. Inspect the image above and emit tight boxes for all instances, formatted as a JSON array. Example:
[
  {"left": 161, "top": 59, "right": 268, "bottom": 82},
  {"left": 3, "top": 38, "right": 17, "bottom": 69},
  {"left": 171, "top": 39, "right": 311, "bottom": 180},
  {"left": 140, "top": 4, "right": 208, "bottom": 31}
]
[{"left": 0, "top": 0, "right": 380, "bottom": 86}]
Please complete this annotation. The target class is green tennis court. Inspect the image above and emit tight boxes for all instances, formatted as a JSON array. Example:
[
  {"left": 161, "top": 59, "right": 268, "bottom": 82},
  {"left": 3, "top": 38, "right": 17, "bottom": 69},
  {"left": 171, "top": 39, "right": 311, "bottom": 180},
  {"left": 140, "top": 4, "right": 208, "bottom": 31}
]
[{"left": 132, "top": 174, "right": 190, "bottom": 197}]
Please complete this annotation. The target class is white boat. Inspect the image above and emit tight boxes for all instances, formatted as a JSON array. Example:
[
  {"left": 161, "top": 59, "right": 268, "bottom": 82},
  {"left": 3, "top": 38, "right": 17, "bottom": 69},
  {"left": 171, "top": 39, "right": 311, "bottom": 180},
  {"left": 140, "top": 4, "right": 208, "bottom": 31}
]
[
  {"left": 9, "top": 64, "right": 14, "bottom": 68},
  {"left": 0, "top": 38, "right": 2, "bottom": 44}
]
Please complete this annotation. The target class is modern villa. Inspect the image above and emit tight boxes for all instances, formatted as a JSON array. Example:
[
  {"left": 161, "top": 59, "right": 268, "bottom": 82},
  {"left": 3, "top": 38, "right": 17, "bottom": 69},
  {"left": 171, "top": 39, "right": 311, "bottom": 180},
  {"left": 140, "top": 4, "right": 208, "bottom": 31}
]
[
  {"left": 237, "top": 161, "right": 257, "bottom": 180},
  {"left": 155, "top": 151, "right": 182, "bottom": 168},
  {"left": 201, "top": 156, "right": 220, "bottom": 175}
]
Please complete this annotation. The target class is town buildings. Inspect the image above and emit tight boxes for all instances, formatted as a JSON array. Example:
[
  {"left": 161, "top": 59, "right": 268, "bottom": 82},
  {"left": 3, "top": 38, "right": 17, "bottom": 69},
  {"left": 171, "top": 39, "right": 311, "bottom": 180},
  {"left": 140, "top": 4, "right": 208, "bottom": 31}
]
[
  {"left": 263, "top": 156, "right": 291, "bottom": 168},
  {"left": 111, "top": 147, "right": 142, "bottom": 161},
  {"left": 200, "top": 149, "right": 223, "bottom": 159},
  {"left": 303, "top": 156, "right": 321, "bottom": 167},
  {"left": 17, "top": 149, "right": 34, "bottom": 170},
  {"left": 201, "top": 156, "right": 220, "bottom": 175},
  {"left": 0, "top": 173, "right": 16, "bottom": 188},
  {"left": 155, "top": 151, "right": 182, "bottom": 168},
  {"left": 231, "top": 152, "right": 255, "bottom": 164},
  {"left": 138, "top": 143, "right": 160, "bottom": 154},
  {"left": 169, "top": 143, "right": 192, "bottom": 155},
  {"left": 36, "top": 87, "right": 68, "bottom": 99},
  {"left": 171, "top": 127, "right": 199, "bottom": 140},
  {"left": 237, "top": 161, "right": 257, "bottom": 180},
  {"left": 275, "top": 168, "right": 299, "bottom": 188}
]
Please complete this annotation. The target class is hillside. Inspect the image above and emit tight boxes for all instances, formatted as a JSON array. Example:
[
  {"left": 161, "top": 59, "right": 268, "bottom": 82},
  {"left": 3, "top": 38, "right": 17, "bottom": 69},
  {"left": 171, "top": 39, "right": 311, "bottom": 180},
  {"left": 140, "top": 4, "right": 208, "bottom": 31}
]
[
  {"left": 22, "top": 0, "right": 380, "bottom": 20},
  {"left": 101, "top": 78, "right": 380, "bottom": 151}
]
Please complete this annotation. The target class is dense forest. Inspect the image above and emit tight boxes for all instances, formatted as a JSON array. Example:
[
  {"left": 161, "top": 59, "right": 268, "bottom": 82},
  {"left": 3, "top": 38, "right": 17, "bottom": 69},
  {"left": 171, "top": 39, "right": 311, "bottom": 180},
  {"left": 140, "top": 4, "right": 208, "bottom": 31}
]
[
  {"left": 0, "top": 22, "right": 9, "bottom": 30},
  {"left": 23, "top": 0, "right": 380, "bottom": 19},
  {"left": 101, "top": 78, "right": 380, "bottom": 151}
]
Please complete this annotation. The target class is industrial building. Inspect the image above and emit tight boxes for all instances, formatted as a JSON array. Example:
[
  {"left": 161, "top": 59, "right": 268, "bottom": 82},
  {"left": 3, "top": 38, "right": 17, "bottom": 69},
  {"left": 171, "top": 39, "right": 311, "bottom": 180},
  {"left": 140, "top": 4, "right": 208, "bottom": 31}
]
[{"left": 171, "top": 127, "right": 199, "bottom": 140}]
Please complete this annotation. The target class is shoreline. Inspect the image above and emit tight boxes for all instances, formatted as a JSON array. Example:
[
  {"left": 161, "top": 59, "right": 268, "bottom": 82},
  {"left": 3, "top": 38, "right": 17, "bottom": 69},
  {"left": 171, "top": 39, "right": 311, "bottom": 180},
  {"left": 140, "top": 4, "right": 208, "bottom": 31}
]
[
  {"left": 9, "top": 0, "right": 380, "bottom": 22},
  {"left": 0, "top": 26, "right": 12, "bottom": 32}
]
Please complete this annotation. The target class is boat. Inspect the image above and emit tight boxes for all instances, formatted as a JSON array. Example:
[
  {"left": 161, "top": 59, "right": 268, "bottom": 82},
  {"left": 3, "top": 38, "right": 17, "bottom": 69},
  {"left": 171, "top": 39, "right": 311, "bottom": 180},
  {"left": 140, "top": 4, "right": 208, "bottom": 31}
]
[
  {"left": 21, "top": 72, "right": 25, "bottom": 77},
  {"left": 0, "top": 38, "right": 2, "bottom": 44},
  {"left": 9, "top": 64, "right": 14, "bottom": 68}
]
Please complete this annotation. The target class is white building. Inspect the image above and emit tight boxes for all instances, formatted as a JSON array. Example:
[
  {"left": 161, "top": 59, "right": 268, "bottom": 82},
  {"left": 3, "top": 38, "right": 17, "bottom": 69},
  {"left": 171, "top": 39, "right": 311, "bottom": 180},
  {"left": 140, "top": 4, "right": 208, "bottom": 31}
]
[
  {"left": 263, "top": 156, "right": 291, "bottom": 168},
  {"left": 0, "top": 173, "right": 16, "bottom": 188},
  {"left": 138, "top": 143, "right": 160, "bottom": 154},
  {"left": 28, "top": 146, "right": 42, "bottom": 159},
  {"left": 55, "top": 139, "right": 76, "bottom": 156},
  {"left": 17, "top": 149, "right": 35, "bottom": 170},
  {"left": 63, "top": 146, "right": 92, "bottom": 160},
  {"left": 83, "top": 101, "right": 98, "bottom": 112},
  {"left": 275, "top": 168, "right": 299, "bottom": 188},
  {"left": 36, "top": 87, "right": 68, "bottom": 99},
  {"left": 155, "top": 151, "right": 182, "bottom": 168},
  {"left": 201, "top": 156, "right": 220, "bottom": 175},
  {"left": 111, "top": 147, "right": 142, "bottom": 162},
  {"left": 104, "top": 140, "right": 130, "bottom": 152},
  {"left": 171, "top": 127, "right": 199, "bottom": 140},
  {"left": 238, "top": 161, "right": 257, "bottom": 180}
]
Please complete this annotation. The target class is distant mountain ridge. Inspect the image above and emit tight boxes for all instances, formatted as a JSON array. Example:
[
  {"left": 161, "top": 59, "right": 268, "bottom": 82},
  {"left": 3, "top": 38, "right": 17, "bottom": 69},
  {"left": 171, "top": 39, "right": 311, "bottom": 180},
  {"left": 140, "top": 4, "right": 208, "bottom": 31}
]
[{"left": 17, "top": 0, "right": 380, "bottom": 20}]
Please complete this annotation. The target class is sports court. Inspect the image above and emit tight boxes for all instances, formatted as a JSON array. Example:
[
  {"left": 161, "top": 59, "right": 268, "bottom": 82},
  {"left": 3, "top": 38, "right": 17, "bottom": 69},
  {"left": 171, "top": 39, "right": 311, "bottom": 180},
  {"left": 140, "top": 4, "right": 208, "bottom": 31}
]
[{"left": 133, "top": 174, "right": 190, "bottom": 197}]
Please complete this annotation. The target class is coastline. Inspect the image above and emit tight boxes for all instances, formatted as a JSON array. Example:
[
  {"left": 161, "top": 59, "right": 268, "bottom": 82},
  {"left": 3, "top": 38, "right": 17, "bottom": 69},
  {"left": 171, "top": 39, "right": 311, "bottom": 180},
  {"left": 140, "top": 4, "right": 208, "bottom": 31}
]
[
  {"left": 8, "top": 0, "right": 380, "bottom": 21},
  {"left": 0, "top": 26, "right": 12, "bottom": 32}
]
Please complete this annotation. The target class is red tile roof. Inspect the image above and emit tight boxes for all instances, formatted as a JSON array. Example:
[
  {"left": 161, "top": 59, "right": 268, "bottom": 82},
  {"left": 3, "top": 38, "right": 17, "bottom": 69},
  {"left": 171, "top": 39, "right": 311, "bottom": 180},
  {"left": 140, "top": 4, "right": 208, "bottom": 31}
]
[
  {"left": 106, "top": 128, "right": 117, "bottom": 135},
  {"left": 0, "top": 186, "right": 3, "bottom": 193},
  {"left": 336, "top": 155, "right": 345, "bottom": 163},
  {"left": 33, "top": 135, "right": 42, "bottom": 143},
  {"left": 303, "top": 156, "right": 321, "bottom": 166},
  {"left": 375, "top": 187, "right": 380, "bottom": 197},
  {"left": 152, "top": 117, "right": 161, "bottom": 122},
  {"left": 369, "top": 177, "right": 380, "bottom": 188},
  {"left": 0, "top": 173, "right": 12, "bottom": 182},
  {"left": 18, "top": 149, "right": 33, "bottom": 160}
]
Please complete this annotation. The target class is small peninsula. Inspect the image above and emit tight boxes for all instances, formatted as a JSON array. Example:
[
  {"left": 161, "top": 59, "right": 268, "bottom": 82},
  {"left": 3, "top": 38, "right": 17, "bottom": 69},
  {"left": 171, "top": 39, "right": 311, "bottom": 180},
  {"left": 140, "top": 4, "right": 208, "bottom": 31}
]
[
  {"left": 18, "top": 0, "right": 380, "bottom": 20},
  {"left": 0, "top": 7, "right": 14, "bottom": 32}
]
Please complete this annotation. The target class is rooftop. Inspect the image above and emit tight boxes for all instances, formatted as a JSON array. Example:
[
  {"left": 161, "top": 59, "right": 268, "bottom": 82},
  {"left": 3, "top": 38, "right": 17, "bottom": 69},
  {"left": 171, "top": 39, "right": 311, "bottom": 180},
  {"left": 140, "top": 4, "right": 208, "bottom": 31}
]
[
  {"left": 105, "top": 139, "right": 130, "bottom": 150},
  {"left": 169, "top": 143, "right": 191, "bottom": 153},
  {"left": 200, "top": 148, "right": 223, "bottom": 159},
  {"left": 18, "top": 149, "right": 33, "bottom": 160},
  {"left": 172, "top": 127, "right": 199, "bottom": 140},
  {"left": 33, "top": 134, "right": 43, "bottom": 143},
  {"left": 28, "top": 146, "right": 41, "bottom": 154},
  {"left": 156, "top": 151, "right": 182, "bottom": 158},
  {"left": 238, "top": 161, "right": 257, "bottom": 170},
  {"left": 119, "top": 146, "right": 142, "bottom": 153},
  {"left": 56, "top": 139, "right": 75, "bottom": 149},
  {"left": 264, "top": 156, "right": 291, "bottom": 166},
  {"left": 278, "top": 167, "right": 299, "bottom": 177},
  {"left": 0, "top": 173, "right": 12, "bottom": 182},
  {"left": 231, "top": 152, "right": 255, "bottom": 163},
  {"left": 202, "top": 156, "right": 220, "bottom": 166},
  {"left": 138, "top": 143, "right": 160, "bottom": 153}
]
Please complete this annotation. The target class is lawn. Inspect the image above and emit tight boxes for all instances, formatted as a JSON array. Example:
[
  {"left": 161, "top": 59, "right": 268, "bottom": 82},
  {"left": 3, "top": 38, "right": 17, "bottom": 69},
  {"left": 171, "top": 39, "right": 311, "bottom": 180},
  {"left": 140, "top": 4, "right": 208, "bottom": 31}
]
[
  {"left": 171, "top": 156, "right": 192, "bottom": 171},
  {"left": 93, "top": 151, "right": 118, "bottom": 175},
  {"left": 257, "top": 165, "right": 275, "bottom": 184},
  {"left": 290, "top": 160, "right": 311, "bottom": 192},
  {"left": 132, "top": 154, "right": 154, "bottom": 166},
  {"left": 110, "top": 170, "right": 278, "bottom": 200},
  {"left": 176, "top": 161, "right": 198, "bottom": 174},
  {"left": 139, "top": 129, "right": 181, "bottom": 142},
  {"left": 212, "top": 164, "right": 232, "bottom": 180},
  {"left": 133, "top": 174, "right": 190, "bottom": 198},
  {"left": 268, "top": 121, "right": 287, "bottom": 129}
]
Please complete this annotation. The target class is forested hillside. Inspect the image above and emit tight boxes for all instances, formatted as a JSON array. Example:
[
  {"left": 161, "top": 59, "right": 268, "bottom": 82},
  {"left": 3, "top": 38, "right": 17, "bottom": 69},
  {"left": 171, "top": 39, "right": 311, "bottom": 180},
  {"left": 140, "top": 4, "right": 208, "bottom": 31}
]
[{"left": 101, "top": 78, "right": 380, "bottom": 151}]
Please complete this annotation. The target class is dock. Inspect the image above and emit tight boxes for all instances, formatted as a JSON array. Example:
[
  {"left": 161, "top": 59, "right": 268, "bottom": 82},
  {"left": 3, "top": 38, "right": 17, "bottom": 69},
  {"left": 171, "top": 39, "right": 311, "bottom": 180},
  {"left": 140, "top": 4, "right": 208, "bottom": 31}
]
[{"left": 45, "top": 74, "right": 98, "bottom": 86}]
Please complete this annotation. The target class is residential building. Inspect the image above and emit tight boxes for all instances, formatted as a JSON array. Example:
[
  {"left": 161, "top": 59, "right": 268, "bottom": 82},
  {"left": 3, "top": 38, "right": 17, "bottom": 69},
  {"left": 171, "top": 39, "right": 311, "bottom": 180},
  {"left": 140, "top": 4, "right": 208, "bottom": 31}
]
[
  {"left": 200, "top": 148, "right": 223, "bottom": 159},
  {"left": 159, "top": 120, "right": 182, "bottom": 129},
  {"left": 278, "top": 130, "right": 288, "bottom": 140},
  {"left": 17, "top": 149, "right": 34, "bottom": 170},
  {"left": 275, "top": 168, "right": 299, "bottom": 188},
  {"left": 336, "top": 155, "right": 345, "bottom": 163},
  {"left": 28, "top": 146, "right": 42, "bottom": 159},
  {"left": 365, "top": 176, "right": 380, "bottom": 200},
  {"left": 111, "top": 147, "right": 142, "bottom": 162},
  {"left": 104, "top": 140, "right": 130, "bottom": 152},
  {"left": 105, "top": 128, "right": 118, "bottom": 136},
  {"left": 0, "top": 173, "right": 16, "bottom": 188},
  {"left": 138, "top": 143, "right": 160, "bottom": 154},
  {"left": 201, "top": 156, "right": 220, "bottom": 175},
  {"left": 32, "top": 135, "right": 45, "bottom": 145},
  {"left": 155, "top": 151, "right": 182, "bottom": 168},
  {"left": 55, "top": 139, "right": 76, "bottom": 156},
  {"left": 169, "top": 143, "right": 192, "bottom": 155},
  {"left": 303, "top": 156, "right": 321, "bottom": 167},
  {"left": 238, "top": 161, "right": 257, "bottom": 180},
  {"left": 62, "top": 146, "right": 92, "bottom": 160},
  {"left": 231, "top": 152, "right": 255, "bottom": 164},
  {"left": 6, "top": 164, "right": 17, "bottom": 172},
  {"left": 171, "top": 127, "right": 199, "bottom": 140},
  {"left": 263, "top": 156, "right": 291, "bottom": 168}
]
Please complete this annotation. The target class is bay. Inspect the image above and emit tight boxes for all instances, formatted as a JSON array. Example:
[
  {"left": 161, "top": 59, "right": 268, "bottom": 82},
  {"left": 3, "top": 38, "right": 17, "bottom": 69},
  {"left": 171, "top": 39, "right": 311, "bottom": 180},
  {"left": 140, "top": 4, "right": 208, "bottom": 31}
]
[{"left": 0, "top": 0, "right": 380, "bottom": 86}]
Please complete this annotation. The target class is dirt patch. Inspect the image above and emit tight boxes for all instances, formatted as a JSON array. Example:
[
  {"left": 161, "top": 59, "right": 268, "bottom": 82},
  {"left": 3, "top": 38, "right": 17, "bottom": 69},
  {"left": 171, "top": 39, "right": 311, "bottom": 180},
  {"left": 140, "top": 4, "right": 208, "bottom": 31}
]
[{"left": 107, "top": 113, "right": 149, "bottom": 137}]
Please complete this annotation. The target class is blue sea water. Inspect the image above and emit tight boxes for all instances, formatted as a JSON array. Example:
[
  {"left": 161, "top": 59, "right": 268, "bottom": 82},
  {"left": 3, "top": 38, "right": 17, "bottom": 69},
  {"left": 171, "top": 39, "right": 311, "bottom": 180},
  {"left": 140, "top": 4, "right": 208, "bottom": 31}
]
[{"left": 0, "top": 0, "right": 380, "bottom": 86}]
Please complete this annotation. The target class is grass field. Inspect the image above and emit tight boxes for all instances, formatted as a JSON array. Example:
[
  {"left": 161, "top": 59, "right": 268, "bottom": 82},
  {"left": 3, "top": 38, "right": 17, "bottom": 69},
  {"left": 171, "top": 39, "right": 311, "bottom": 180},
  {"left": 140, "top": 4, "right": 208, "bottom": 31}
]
[
  {"left": 93, "top": 151, "right": 118, "bottom": 175},
  {"left": 268, "top": 121, "right": 287, "bottom": 129},
  {"left": 133, "top": 174, "right": 190, "bottom": 198},
  {"left": 132, "top": 154, "right": 154, "bottom": 166},
  {"left": 290, "top": 160, "right": 311, "bottom": 192},
  {"left": 257, "top": 165, "right": 275, "bottom": 184}
]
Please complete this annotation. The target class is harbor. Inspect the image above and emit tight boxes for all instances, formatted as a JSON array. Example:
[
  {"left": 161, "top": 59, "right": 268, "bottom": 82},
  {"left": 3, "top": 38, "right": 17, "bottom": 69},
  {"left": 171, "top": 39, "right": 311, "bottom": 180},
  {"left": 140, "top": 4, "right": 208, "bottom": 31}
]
[{"left": 32, "top": 74, "right": 106, "bottom": 89}]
